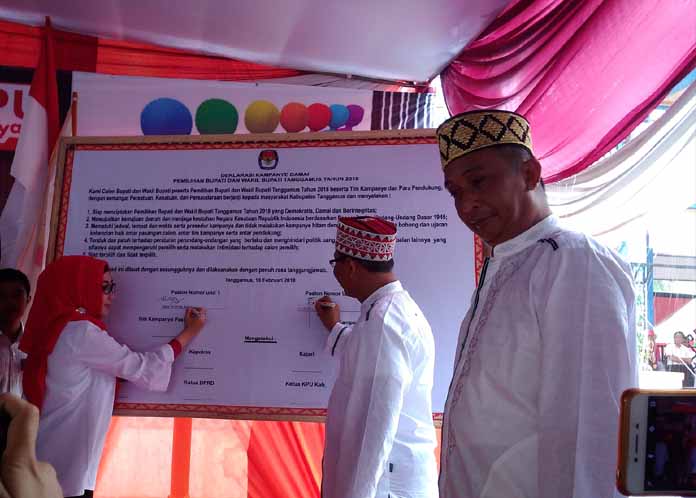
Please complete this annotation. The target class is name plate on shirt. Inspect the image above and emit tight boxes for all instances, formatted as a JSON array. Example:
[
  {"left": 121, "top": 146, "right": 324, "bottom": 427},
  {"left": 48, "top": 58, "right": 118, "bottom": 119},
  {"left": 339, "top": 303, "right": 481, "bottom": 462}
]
[{"left": 51, "top": 131, "right": 475, "bottom": 420}]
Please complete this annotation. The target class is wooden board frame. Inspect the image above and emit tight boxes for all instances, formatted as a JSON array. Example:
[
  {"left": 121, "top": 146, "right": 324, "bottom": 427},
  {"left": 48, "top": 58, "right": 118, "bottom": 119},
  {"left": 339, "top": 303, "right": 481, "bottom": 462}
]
[{"left": 50, "top": 129, "right": 482, "bottom": 422}]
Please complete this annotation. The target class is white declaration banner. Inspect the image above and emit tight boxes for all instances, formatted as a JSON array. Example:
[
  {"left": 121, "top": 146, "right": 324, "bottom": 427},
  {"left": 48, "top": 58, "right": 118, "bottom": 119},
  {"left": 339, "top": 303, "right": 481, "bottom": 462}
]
[{"left": 53, "top": 131, "right": 475, "bottom": 420}]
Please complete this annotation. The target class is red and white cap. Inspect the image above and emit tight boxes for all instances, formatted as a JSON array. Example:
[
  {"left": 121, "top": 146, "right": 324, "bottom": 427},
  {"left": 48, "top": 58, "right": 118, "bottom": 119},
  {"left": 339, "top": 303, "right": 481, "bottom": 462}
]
[{"left": 335, "top": 216, "right": 397, "bottom": 261}]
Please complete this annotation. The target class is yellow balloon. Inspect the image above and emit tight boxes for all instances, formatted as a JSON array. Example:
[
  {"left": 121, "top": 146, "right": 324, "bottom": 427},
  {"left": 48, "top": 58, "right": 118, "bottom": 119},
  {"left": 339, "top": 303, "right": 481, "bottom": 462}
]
[{"left": 244, "top": 100, "right": 280, "bottom": 133}]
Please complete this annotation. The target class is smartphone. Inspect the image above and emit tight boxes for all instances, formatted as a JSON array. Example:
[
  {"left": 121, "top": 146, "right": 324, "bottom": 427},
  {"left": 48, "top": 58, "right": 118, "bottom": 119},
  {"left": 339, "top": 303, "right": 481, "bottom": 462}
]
[{"left": 617, "top": 388, "right": 696, "bottom": 496}]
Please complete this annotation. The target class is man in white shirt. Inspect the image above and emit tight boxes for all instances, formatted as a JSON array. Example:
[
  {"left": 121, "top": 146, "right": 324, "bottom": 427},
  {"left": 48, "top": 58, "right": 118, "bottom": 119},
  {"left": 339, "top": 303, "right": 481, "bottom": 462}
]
[
  {"left": 0, "top": 269, "right": 30, "bottom": 396},
  {"left": 315, "top": 216, "right": 438, "bottom": 498},
  {"left": 664, "top": 331, "right": 695, "bottom": 387},
  {"left": 436, "top": 110, "right": 637, "bottom": 498}
]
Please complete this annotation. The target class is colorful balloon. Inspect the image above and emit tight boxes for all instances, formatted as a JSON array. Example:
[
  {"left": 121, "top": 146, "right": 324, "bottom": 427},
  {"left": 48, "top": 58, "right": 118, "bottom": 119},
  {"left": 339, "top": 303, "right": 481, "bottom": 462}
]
[
  {"left": 329, "top": 104, "right": 350, "bottom": 130},
  {"left": 140, "top": 98, "right": 193, "bottom": 135},
  {"left": 345, "top": 105, "right": 365, "bottom": 130},
  {"left": 307, "top": 103, "right": 331, "bottom": 132},
  {"left": 280, "top": 102, "right": 308, "bottom": 133},
  {"left": 195, "top": 99, "right": 238, "bottom": 134},
  {"left": 244, "top": 100, "right": 280, "bottom": 133}
]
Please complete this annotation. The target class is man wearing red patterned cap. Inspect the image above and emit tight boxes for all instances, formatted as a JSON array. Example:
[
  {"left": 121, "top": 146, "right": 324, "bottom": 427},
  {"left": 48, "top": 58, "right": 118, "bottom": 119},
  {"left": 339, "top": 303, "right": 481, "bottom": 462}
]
[
  {"left": 436, "top": 110, "right": 637, "bottom": 498},
  {"left": 315, "top": 216, "right": 438, "bottom": 498}
]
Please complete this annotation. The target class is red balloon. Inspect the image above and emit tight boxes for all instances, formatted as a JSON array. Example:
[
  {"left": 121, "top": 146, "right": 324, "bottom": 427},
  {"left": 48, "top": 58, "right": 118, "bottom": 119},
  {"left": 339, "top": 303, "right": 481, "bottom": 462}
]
[
  {"left": 307, "top": 103, "right": 331, "bottom": 132},
  {"left": 280, "top": 102, "right": 308, "bottom": 133}
]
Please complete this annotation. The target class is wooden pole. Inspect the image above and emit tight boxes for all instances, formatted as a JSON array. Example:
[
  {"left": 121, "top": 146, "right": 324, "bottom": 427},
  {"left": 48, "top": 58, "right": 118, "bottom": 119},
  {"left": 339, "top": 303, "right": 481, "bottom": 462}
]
[{"left": 71, "top": 91, "right": 78, "bottom": 136}]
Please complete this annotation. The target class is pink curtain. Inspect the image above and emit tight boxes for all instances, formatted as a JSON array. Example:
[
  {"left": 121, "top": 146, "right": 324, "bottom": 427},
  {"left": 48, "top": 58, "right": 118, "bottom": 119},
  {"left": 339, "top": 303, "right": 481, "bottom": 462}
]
[{"left": 441, "top": 0, "right": 696, "bottom": 182}]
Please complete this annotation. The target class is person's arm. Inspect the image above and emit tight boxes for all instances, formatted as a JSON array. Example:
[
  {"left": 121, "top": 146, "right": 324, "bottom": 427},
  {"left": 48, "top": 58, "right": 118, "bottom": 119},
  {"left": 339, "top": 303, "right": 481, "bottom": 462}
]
[
  {"left": 169, "top": 307, "right": 207, "bottom": 357},
  {"left": 315, "top": 297, "right": 352, "bottom": 356},
  {"left": 677, "top": 347, "right": 696, "bottom": 360},
  {"left": 69, "top": 307, "right": 207, "bottom": 392},
  {"left": 325, "top": 322, "right": 352, "bottom": 356},
  {"left": 663, "top": 343, "right": 673, "bottom": 361},
  {"left": 0, "top": 393, "right": 62, "bottom": 498},
  {"left": 535, "top": 247, "right": 636, "bottom": 498},
  {"left": 663, "top": 344, "right": 681, "bottom": 363},
  {"left": 331, "top": 310, "right": 413, "bottom": 498}
]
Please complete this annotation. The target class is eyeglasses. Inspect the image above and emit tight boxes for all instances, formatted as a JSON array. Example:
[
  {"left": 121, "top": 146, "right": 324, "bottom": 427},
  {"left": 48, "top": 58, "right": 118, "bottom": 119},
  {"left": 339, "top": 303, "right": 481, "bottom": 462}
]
[
  {"left": 101, "top": 280, "right": 116, "bottom": 295},
  {"left": 329, "top": 256, "right": 348, "bottom": 267}
]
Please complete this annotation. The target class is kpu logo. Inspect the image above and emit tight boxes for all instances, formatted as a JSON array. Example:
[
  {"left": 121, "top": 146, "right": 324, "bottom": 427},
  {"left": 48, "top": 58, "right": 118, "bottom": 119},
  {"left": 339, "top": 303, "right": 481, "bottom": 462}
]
[{"left": 258, "top": 150, "right": 279, "bottom": 170}]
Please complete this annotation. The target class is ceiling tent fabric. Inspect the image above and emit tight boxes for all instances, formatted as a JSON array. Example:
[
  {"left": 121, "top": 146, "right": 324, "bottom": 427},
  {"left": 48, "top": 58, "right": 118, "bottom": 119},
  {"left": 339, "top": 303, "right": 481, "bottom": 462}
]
[
  {"left": 1, "top": 3, "right": 695, "bottom": 498},
  {"left": 0, "top": 19, "right": 426, "bottom": 90},
  {"left": 0, "top": 0, "right": 511, "bottom": 83},
  {"left": 441, "top": 0, "right": 696, "bottom": 181},
  {"left": 0, "top": 19, "right": 304, "bottom": 80}
]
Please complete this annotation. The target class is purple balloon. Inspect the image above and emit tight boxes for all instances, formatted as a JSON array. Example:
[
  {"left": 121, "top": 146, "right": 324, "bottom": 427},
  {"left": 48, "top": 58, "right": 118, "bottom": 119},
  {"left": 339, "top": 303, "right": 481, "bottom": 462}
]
[{"left": 345, "top": 105, "right": 365, "bottom": 130}]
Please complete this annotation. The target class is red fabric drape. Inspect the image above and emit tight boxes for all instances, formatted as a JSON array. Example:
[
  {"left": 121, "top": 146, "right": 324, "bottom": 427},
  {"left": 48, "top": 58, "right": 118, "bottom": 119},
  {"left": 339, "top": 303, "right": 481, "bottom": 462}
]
[
  {"left": 247, "top": 421, "right": 325, "bottom": 498},
  {"left": 0, "top": 19, "right": 303, "bottom": 80},
  {"left": 441, "top": 0, "right": 696, "bottom": 182},
  {"left": 654, "top": 294, "right": 694, "bottom": 327},
  {"left": 94, "top": 417, "right": 252, "bottom": 497},
  {"left": 29, "top": 18, "right": 59, "bottom": 155},
  {"left": 246, "top": 421, "right": 442, "bottom": 498},
  {"left": 92, "top": 418, "right": 445, "bottom": 498}
]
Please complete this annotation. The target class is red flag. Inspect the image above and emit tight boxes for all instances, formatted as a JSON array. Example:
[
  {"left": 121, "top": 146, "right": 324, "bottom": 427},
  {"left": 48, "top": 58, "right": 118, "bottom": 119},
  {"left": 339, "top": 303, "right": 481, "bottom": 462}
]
[{"left": 0, "top": 17, "right": 60, "bottom": 283}]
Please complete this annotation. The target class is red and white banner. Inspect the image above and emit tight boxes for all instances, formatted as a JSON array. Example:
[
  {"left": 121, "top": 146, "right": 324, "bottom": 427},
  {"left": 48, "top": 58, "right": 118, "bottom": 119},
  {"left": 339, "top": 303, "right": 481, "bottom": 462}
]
[
  {"left": 0, "top": 83, "right": 29, "bottom": 151},
  {"left": 0, "top": 19, "right": 60, "bottom": 289}
]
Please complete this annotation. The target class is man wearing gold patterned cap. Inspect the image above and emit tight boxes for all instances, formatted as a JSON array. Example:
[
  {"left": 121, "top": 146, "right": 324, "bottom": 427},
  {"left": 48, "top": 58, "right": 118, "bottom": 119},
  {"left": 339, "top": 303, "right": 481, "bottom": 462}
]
[
  {"left": 436, "top": 111, "right": 637, "bottom": 498},
  {"left": 315, "top": 216, "right": 438, "bottom": 498}
]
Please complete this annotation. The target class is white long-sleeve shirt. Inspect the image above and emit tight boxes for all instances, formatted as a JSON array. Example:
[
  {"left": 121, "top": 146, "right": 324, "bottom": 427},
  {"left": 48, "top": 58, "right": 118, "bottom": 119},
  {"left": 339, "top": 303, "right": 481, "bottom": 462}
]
[
  {"left": 322, "top": 281, "right": 439, "bottom": 498},
  {"left": 35, "top": 320, "right": 176, "bottom": 496},
  {"left": 664, "top": 343, "right": 695, "bottom": 366},
  {"left": 439, "top": 215, "right": 637, "bottom": 498},
  {"left": 0, "top": 325, "right": 25, "bottom": 396}
]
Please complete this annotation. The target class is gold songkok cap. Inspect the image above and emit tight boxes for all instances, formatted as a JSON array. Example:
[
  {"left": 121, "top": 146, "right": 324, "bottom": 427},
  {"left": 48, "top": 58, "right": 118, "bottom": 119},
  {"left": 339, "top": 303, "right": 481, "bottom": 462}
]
[{"left": 436, "top": 110, "right": 533, "bottom": 169}]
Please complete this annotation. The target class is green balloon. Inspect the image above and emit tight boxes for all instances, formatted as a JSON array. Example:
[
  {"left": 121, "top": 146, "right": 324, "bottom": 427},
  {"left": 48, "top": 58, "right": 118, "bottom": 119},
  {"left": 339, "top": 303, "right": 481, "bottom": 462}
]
[{"left": 195, "top": 99, "right": 239, "bottom": 134}]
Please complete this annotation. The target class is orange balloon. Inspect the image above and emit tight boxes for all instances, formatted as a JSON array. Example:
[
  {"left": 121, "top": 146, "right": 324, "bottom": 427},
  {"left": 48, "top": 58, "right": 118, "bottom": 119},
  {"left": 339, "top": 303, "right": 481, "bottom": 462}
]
[{"left": 280, "top": 102, "right": 308, "bottom": 133}]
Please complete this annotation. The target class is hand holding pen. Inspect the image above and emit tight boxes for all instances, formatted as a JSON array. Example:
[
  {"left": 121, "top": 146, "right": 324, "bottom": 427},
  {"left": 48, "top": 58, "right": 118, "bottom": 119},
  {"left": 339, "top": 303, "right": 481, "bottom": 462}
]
[{"left": 315, "top": 296, "right": 340, "bottom": 332}]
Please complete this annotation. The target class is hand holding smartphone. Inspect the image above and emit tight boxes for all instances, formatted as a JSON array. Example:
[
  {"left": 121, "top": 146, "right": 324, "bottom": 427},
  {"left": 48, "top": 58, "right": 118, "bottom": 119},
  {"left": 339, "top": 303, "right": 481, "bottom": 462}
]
[
  {"left": 0, "top": 393, "right": 63, "bottom": 498},
  {"left": 617, "top": 389, "right": 696, "bottom": 496}
]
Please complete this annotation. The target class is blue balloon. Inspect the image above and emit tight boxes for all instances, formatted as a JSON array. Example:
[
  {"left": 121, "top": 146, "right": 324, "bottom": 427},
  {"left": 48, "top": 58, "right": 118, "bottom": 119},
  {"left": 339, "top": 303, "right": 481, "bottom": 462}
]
[
  {"left": 329, "top": 104, "right": 350, "bottom": 130},
  {"left": 140, "top": 98, "right": 193, "bottom": 135}
]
